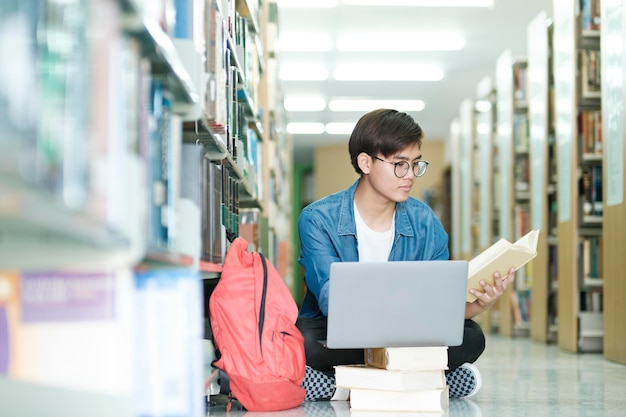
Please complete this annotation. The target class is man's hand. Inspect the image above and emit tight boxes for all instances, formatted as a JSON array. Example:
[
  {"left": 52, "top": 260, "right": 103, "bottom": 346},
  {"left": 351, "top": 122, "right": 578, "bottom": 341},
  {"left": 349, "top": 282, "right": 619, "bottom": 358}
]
[{"left": 465, "top": 267, "right": 516, "bottom": 319}]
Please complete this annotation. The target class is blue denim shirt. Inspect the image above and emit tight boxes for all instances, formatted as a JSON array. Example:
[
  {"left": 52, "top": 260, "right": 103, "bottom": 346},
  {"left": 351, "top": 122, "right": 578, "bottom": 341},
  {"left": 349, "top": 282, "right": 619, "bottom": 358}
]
[{"left": 298, "top": 179, "right": 450, "bottom": 319}]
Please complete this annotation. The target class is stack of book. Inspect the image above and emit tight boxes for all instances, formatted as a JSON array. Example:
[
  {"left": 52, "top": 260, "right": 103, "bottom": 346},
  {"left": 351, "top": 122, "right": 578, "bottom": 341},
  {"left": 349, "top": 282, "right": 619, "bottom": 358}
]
[{"left": 334, "top": 346, "right": 449, "bottom": 415}]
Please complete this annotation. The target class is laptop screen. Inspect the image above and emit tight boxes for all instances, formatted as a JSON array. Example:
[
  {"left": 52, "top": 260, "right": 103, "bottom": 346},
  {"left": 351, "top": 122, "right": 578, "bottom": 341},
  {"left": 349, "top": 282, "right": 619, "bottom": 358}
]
[{"left": 326, "top": 260, "right": 468, "bottom": 349}]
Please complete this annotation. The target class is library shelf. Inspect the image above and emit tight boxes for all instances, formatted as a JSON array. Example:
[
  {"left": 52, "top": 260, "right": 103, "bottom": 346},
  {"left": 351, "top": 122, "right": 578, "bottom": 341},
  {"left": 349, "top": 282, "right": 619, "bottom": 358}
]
[{"left": 0, "top": 175, "right": 136, "bottom": 270}]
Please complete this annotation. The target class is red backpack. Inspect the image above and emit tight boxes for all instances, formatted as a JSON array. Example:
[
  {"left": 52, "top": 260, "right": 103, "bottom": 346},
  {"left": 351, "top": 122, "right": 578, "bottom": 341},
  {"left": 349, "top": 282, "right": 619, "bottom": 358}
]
[{"left": 209, "top": 236, "right": 306, "bottom": 411}]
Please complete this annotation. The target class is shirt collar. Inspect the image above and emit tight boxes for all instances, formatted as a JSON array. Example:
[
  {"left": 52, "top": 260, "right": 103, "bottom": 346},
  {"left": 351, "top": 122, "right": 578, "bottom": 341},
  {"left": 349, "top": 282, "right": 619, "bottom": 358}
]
[{"left": 337, "top": 179, "right": 415, "bottom": 238}]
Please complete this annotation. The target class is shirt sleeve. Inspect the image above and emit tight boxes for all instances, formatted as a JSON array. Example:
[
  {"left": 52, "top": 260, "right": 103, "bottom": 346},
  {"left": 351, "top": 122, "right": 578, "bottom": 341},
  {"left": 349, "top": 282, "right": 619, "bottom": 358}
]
[
  {"left": 431, "top": 215, "right": 450, "bottom": 261},
  {"left": 298, "top": 208, "right": 341, "bottom": 317}
]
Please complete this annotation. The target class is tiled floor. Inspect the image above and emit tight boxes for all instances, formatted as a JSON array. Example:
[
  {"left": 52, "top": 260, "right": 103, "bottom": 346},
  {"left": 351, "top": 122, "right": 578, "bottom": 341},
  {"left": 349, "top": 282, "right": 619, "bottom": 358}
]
[{"left": 208, "top": 334, "right": 626, "bottom": 417}]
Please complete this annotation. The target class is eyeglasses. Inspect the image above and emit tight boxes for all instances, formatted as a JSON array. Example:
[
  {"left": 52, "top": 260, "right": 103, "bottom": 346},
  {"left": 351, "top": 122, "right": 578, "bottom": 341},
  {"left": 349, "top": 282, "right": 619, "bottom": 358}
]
[{"left": 371, "top": 155, "right": 429, "bottom": 178}]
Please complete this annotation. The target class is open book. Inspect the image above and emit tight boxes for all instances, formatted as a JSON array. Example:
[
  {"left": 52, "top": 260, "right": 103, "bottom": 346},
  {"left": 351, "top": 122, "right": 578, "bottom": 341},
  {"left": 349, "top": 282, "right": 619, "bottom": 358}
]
[{"left": 466, "top": 229, "right": 540, "bottom": 303}]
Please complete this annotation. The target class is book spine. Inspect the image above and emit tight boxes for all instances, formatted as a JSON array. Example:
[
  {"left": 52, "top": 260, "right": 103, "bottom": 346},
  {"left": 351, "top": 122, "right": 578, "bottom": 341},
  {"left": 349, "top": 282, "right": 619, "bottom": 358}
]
[{"left": 364, "top": 348, "right": 389, "bottom": 370}]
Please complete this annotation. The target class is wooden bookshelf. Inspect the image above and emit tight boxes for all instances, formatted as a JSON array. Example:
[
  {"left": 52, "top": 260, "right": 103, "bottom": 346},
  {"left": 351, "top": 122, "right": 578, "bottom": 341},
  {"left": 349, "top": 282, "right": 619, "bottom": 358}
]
[
  {"left": 527, "top": 11, "right": 558, "bottom": 344},
  {"left": 495, "top": 49, "right": 531, "bottom": 338},
  {"left": 0, "top": 0, "right": 292, "bottom": 412},
  {"left": 258, "top": 0, "right": 294, "bottom": 270},
  {"left": 459, "top": 99, "right": 476, "bottom": 261},
  {"left": 472, "top": 77, "right": 498, "bottom": 333},
  {"left": 474, "top": 77, "right": 497, "bottom": 253},
  {"left": 553, "top": 0, "right": 604, "bottom": 353},
  {"left": 601, "top": 0, "right": 626, "bottom": 364},
  {"left": 449, "top": 119, "right": 463, "bottom": 261}
]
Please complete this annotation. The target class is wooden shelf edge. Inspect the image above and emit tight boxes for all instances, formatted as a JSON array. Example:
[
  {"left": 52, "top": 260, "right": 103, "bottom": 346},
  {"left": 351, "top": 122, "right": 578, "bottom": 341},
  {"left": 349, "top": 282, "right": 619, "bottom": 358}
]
[{"left": 140, "top": 249, "right": 195, "bottom": 269}]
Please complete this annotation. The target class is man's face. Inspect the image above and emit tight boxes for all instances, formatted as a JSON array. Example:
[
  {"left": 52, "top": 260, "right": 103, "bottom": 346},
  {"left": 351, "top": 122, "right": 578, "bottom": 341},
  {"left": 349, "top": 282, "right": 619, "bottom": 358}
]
[{"left": 368, "top": 143, "right": 422, "bottom": 203}]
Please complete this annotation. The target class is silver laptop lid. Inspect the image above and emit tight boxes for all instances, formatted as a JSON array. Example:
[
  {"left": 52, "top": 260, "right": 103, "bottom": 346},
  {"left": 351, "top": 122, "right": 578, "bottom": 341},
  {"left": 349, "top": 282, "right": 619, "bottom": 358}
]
[{"left": 326, "top": 260, "right": 468, "bottom": 349}]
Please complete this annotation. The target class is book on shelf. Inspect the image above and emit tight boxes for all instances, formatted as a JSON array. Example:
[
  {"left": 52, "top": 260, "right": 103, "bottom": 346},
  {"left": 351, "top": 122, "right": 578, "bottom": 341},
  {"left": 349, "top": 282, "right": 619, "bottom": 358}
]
[
  {"left": 349, "top": 386, "right": 449, "bottom": 413},
  {"left": 334, "top": 365, "right": 446, "bottom": 392},
  {"left": 364, "top": 346, "right": 448, "bottom": 371},
  {"left": 466, "top": 229, "right": 540, "bottom": 302},
  {"left": 134, "top": 268, "right": 204, "bottom": 417},
  {"left": 0, "top": 270, "right": 133, "bottom": 394}
]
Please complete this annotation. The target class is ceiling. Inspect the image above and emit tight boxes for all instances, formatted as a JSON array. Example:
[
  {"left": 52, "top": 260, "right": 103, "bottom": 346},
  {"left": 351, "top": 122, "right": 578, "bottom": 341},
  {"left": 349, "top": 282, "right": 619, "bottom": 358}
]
[{"left": 276, "top": 0, "right": 553, "bottom": 165}]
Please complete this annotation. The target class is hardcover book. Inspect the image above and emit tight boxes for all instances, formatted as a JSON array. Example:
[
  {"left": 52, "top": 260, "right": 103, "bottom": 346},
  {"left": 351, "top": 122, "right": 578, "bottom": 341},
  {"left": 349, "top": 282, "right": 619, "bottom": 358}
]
[
  {"left": 334, "top": 364, "right": 446, "bottom": 392},
  {"left": 349, "top": 386, "right": 449, "bottom": 413},
  {"left": 364, "top": 346, "right": 449, "bottom": 371},
  {"left": 467, "top": 229, "right": 540, "bottom": 302}
]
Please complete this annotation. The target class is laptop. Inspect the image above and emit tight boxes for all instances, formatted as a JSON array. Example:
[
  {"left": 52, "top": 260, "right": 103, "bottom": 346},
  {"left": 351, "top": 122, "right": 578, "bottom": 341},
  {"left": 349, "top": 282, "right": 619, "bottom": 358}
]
[{"left": 326, "top": 260, "right": 468, "bottom": 349}]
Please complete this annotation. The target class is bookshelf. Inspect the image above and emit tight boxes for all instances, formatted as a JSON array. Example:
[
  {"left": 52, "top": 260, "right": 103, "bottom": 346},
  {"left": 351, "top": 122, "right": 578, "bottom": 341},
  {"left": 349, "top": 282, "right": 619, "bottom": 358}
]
[
  {"left": 0, "top": 0, "right": 292, "bottom": 414},
  {"left": 495, "top": 49, "right": 531, "bottom": 338},
  {"left": 459, "top": 99, "right": 476, "bottom": 261},
  {"left": 449, "top": 119, "right": 463, "bottom": 261},
  {"left": 473, "top": 77, "right": 498, "bottom": 333},
  {"left": 527, "top": 11, "right": 558, "bottom": 344},
  {"left": 553, "top": 0, "right": 604, "bottom": 353},
  {"left": 470, "top": 96, "right": 481, "bottom": 260},
  {"left": 474, "top": 77, "right": 498, "bottom": 254},
  {"left": 258, "top": 0, "right": 294, "bottom": 286},
  {"left": 601, "top": 0, "right": 626, "bottom": 364}
]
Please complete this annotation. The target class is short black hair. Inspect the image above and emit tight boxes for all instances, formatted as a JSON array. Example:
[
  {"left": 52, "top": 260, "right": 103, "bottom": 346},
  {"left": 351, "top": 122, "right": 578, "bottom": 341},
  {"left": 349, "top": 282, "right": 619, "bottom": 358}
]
[{"left": 348, "top": 108, "right": 424, "bottom": 175}]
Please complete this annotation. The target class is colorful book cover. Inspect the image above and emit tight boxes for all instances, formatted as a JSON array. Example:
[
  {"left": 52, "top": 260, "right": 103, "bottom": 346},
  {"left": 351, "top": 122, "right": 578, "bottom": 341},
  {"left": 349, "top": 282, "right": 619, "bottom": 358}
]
[
  {"left": 133, "top": 268, "right": 203, "bottom": 417},
  {"left": 0, "top": 270, "right": 134, "bottom": 395},
  {"left": 0, "top": 272, "right": 18, "bottom": 375}
]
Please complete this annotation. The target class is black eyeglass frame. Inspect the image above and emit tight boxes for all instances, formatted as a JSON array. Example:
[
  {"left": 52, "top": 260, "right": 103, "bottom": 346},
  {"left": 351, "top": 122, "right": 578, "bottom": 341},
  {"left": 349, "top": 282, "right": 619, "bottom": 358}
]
[{"left": 370, "top": 155, "right": 429, "bottom": 178}]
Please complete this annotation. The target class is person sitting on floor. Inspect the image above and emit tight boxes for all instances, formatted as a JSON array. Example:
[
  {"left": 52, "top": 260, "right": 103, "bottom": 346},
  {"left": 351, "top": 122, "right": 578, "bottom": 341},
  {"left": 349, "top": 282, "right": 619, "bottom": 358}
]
[{"left": 296, "top": 109, "right": 515, "bottom": 400}]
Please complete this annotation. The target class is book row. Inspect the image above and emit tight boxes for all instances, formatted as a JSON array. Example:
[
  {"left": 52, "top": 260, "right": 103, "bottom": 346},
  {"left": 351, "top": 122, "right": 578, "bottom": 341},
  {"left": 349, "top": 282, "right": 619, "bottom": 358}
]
[{"left": 0, "top": 268, "right": 205, "bottom": 417}]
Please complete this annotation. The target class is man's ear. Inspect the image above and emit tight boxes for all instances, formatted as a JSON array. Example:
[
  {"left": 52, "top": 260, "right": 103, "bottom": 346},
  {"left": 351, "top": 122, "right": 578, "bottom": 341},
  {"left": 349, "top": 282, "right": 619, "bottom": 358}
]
[{"left": 357, "top": 152, "right": 372, "bottom": 174}]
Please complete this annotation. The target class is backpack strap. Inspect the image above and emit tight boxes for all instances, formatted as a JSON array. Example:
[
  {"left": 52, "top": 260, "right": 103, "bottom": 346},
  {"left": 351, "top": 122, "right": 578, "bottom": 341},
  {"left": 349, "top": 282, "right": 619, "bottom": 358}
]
[
  {"left": 258, "top": 253, "right": 268, "bottom": 355},
  {"left": 218, "top": 368, "right": 231, "bottom": 396},
  {"left": 226, "top": 230, "right": 238, "bottom": 243}
]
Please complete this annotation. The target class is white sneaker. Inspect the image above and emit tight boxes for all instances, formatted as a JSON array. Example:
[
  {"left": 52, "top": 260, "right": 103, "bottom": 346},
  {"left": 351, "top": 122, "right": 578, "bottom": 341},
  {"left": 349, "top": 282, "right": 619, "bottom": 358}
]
[
  {"left": 330, "top": 386, "right": 349, "bottom": 401},
  {"left": 446, "top": 362, "right": 483, "bottom": 398}
]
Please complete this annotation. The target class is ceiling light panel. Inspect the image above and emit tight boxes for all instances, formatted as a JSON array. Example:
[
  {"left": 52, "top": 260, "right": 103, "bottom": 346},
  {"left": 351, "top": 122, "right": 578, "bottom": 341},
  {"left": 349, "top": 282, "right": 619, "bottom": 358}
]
[
  {"left": 325, "top": 122, "right": 357, "bottom": 134},
  {"left": 280, "top": 33, "right": 334, "bottom": 52},
  {"left": 280, "top": 64, "right": 329, "bottom": 81},
  {"left": 284, "top": 96, "right": 327, "bottom": 111},
  {"left": 328, "top": 99, "right": 425, "bottom": 112},
  {"left": 341, "top": 0, "right": 493, "bottom": 7},
  {"left": 475, "top": 100, "right": 492, "bottom": 112},
  {"left": 287, "top": 122, "right": 325, "bottom": 134},
  {"left": 336, "top": 32, "right": 465, "bottom": 51},
  {"left": 333, "top": 64, "right": 444, "bottom": 81}
]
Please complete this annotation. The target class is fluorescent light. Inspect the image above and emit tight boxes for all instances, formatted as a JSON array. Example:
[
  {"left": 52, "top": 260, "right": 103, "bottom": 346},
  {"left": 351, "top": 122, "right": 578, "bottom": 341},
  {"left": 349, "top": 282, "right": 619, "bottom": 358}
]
[
  {"left": 284, "top": 96, "right": 327, "bottom": 111},
  {"left": 325, "top": 122, "right": 357, "bottom": 134},
  {"left": 280, "top": 33, "right": 334, "bottom": 52},
  {"left": 287, "top": 122, "right": 325, "bottom": 134},
  {"left": 329, "top": 98, "right": 425, "bottom": 112},
  {"left": 333, "top": 64, "right": 443, "bottom": 81},
  {"left": 280, "top": 64, "right": 329, "bottom": 81},
  {"left": 337, "top": 32, "right": 465, "bottom": 51},
  {"left": 475, "top": 100, "right": 492, "bottom": 112},
  {"left": 341, "top": 0, "right": 493, "bottom": 7},
  {"left": 477, "top": 122, "right": 491, "bottom": 135},
  {"left": 278, "top": 0, "right": 338, "bottom": 8}
]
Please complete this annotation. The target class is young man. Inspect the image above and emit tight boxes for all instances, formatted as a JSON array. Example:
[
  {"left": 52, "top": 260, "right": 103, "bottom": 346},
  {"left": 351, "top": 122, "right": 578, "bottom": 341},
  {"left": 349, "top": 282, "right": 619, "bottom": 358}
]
[{"left": 297, "top": 109, "right": 515, "bottom": 400}]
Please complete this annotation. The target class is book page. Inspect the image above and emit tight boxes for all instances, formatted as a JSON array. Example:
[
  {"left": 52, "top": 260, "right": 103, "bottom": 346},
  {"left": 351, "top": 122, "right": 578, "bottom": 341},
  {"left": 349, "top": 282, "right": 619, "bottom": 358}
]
[
  {"left": 466, "top": 229, "right": 540, "bottom": 302},
  {"left": 467, "top": 238, "right": 512, "bottom": 277},
  {"left": 514, "top": 228, "right": 539, "bottom": 249}
]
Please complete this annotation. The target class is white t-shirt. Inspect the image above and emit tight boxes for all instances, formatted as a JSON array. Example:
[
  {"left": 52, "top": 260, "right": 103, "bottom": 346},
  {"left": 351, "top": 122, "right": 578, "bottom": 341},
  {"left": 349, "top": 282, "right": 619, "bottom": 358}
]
[{"left": 354, "top": 202, "right": 395, "bottom": 262}]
